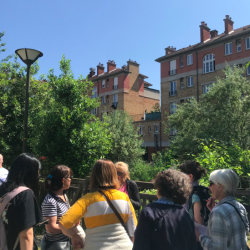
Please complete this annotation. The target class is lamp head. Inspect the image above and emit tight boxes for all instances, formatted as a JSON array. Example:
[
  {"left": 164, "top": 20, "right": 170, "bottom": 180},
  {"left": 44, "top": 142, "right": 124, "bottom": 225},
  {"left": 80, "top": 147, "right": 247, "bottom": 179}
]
[{"left": 15, "top": 48, "right": 43, "bottom": 65}]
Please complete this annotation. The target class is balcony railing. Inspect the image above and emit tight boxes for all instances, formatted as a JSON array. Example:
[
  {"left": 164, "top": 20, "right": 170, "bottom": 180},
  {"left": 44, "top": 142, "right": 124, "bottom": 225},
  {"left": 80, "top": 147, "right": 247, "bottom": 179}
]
[
  {"left": 169, "top": 90, "right": 177, "bottom": 96},
  {"left": 113, "top": 85, "right": 118, "bottom": 90},
  {"left": 169, "top": 69, "right": 177, "bottom": 75}
]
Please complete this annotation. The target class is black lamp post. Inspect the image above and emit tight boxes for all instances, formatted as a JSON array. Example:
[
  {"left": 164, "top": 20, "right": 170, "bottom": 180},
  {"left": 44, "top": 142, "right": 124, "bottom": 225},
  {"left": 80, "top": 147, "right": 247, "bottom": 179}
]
[{"left": 15, "top": 48, "right": 43, "bottom": 153}]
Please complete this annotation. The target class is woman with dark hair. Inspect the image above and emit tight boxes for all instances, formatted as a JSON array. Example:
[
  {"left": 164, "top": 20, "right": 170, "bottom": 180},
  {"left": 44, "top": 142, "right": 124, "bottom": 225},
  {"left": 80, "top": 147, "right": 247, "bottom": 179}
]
[
  {"left": 133, "top": 169, "right": 197, "bottom": 250},
  {"left": 0, "top": 153, "right": 43, "bottom": 250},
  {"left": 41, "top": 165, "right": 73, "bottom": 250},
  {"left": 59, "top": 159, "right": 137, "bottom": 250}
]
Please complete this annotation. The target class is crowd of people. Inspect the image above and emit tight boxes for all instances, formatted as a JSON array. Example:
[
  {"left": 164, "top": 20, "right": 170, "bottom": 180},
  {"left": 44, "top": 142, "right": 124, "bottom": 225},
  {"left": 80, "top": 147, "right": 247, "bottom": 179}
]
[{"left": 0, "top": 153, "right": 249, "bottom": 250}]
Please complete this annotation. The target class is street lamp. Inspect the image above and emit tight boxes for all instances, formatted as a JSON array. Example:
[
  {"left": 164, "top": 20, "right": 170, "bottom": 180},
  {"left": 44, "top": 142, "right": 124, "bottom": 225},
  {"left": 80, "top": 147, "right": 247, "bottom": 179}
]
[{"left": 15, "top": 48, "right": 43, "bottom": 153}]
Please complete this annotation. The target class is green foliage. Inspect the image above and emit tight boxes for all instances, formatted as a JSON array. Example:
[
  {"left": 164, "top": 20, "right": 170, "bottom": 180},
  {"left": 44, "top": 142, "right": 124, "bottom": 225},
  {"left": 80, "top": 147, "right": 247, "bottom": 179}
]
[
  {"left": 0, "top": 31, "right": 12, "bottom": 62},
  {"left": 150, "top": 103, "right": 160, "bottom": 113},
  {"left": 194, "top": 140, "right": 250, "bottom": 186},
  {"left": 105, "top": 110, "right": 145, "bottom": 163},
  {"left": 151, "top": 148, "right": 177, "bottom": 169},
  {"left": 140, "top": 189, "right": 157, "bottom": 195},
  {"left": 33, "top": 55, "right": 112, "bottom": 177},
  {"left": 168, "top": 65, "right": 250, "bottom": 158}
]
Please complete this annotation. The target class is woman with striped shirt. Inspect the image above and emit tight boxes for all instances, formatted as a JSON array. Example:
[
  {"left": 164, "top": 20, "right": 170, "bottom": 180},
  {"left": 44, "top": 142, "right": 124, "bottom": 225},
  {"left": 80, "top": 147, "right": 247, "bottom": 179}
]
[
  {"left": 41, "top": 165, "right": 73, "bottom": 250},
  {"left": 59, "top": 159, "right": 137, "bottom": 250}
]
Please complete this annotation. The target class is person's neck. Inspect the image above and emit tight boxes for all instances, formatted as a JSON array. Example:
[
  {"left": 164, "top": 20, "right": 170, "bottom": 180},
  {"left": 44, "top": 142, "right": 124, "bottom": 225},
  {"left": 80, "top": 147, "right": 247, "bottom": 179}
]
[
  {"left": 0, "top": 165, "right": 3, "bottom": 168},
  {"left": 217, "top": 193, "right": 227, "bottom": 202},
  {"left": 53, "top": 189, "right": 64, "bottom": 196}
]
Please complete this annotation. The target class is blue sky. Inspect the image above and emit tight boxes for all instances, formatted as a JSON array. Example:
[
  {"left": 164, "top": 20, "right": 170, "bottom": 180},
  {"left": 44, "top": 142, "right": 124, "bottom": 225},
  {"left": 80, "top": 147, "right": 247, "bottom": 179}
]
[{"left": 1, "top": 0, "right": 249, "bottom": 91}]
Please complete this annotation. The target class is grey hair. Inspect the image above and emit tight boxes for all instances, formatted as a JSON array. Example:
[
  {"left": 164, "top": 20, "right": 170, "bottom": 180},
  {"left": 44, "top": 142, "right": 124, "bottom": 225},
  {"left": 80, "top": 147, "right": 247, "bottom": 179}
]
[{"left": 210, "top": 169, "right": 239, "bottom": 196}]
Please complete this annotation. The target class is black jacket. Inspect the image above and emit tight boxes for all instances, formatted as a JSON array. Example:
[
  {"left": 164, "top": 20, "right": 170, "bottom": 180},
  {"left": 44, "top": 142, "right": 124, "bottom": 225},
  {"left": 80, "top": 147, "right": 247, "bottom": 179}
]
[{"left": 126, "top": 179, "right": 141, "bottom": 210}]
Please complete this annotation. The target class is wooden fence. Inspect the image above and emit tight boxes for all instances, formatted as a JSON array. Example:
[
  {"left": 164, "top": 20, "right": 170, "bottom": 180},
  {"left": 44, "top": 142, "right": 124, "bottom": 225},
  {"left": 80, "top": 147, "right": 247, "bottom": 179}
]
[{"left": 39, "top": 176, "right": 250, "bottom": 221}]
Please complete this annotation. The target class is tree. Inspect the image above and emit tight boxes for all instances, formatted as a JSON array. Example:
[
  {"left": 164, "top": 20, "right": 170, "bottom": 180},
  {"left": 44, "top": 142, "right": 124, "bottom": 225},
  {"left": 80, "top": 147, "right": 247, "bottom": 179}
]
[
  {"left": 168, "top": 65, "right": 250, "bottom": 158},
  {"left": 34, "top": 55, "right": 112, "bottom": 177},
  {"left": 0, "top": 31, "right": 12, "bottom": 62},
  {"left": 151, "top": 103, "right": 160, "bottom": 113},
  {"left": 105, "top": 110, "right": 145, "bottom": 163}
]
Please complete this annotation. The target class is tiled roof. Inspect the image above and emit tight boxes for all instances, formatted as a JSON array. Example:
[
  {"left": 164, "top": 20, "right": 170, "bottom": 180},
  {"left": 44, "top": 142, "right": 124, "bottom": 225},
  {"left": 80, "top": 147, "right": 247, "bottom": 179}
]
[
  {"left": 144, "top": 81, "right": 153, "bottom": 87},
  {"left": 155, "top": 24, "right": 250, "bottom": 62},
  {"left": 138, "top": 73, "right": 148, "bottom": 79},
  {"left": 89, "top": 68, "right": 130, "bottom": 81}
]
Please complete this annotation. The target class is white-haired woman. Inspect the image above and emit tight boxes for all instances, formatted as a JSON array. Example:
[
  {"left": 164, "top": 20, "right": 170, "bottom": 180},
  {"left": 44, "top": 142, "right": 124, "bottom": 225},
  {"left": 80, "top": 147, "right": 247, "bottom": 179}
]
[
  {"left": 115, "top": 162, "right": 141, "bottom": 210},
  {"left": 196, "top": 169, "right": 249, "bottom": 250}
]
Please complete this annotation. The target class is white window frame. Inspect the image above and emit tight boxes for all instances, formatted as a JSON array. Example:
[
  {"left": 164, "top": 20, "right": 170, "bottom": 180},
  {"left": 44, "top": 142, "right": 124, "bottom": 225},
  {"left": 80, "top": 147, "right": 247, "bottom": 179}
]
[
  {"left": 91, "top": 108, "right": 97, "bottom": 115},
  {"left": 247, "top": 64, "right": 250, "bottom": 75},
  {"left": 203, "top": 54, "right": 215, "bottom": 74},
  {"left": 102, "top": 80, "right": 105, "bottom": 88},
  {"left": 170, "top": 81, "right": 177, "bottom": 96},
  {"left": 180, "top": 78, "right": 184, "bottom": 89},
  {"left": 92, "top": 86, "right": 97, "bottom": 99},
  {"left": 187, "top": 76, "right": 193, "bottom": 87},
  {"left": 148, "top": 126, "right": 151, "bottom": 133},
  {"left": 203, "top": 84, "right": 211, "bottom": 94},
  {"left": 236, "top": 40, "right": 241, "bottom": 52},
  {"left": 101, "top": 96, "right": 105, "bottom": 104},
  {"left": 106, "top": 95, "right": 109, "bottom": 104},
  {"left": 138, "top": 126, "right": 143, "bottom": 135},
  {"left": 170, "top": 60, "right": 176, "bottom": 75},
  {"left": 187, "top": 54, "right": 193, "bottom": 65},
  {"left": 114, "top": 77, "right": 118, "bottom": 90},
  {"left": 170, "top": 102, "right": 177, "bottom": 114},
  {"left": 225, "top": 42, "right": 232, "bottom": 55},
  {"left": 180, "top": 56, "right": 184, "bottom": 67},
  {"left": 246, "top": 37, "right": 250, "bottom": 50},
  {"left": 113, "top": 94, "right": 118, "bottom": 103},
  {"left": 155, "top": 125, "right": 158, "bottom": 133}
]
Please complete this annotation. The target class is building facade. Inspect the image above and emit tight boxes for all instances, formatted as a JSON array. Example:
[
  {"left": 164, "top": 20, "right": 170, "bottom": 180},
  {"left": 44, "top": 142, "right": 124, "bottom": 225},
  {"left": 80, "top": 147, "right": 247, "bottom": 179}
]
[
  {"left": 88, "top": 59, "right": 160, "bottom": 121},
  {"left": 155, "top": 15, "right": 250, "bottom": 146}
]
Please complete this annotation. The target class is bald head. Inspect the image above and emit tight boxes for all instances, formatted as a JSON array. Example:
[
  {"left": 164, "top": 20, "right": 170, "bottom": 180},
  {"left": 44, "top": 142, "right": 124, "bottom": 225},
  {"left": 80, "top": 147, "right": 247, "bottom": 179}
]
[{"left": 0, "top": 154, "right": 3, "bottom": 167}]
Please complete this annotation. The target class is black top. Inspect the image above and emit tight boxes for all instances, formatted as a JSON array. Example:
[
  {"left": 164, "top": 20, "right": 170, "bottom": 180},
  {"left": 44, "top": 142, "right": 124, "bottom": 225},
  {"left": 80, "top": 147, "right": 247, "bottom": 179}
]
[
  {"left": 0, "top": 186, "right": 43, "bottom": 250},
  {"left": 133, "top": 202, "right": 197, "bottom": 250},
  {"left": 126, "top": 179, "right": 141, "bottom": 210}
]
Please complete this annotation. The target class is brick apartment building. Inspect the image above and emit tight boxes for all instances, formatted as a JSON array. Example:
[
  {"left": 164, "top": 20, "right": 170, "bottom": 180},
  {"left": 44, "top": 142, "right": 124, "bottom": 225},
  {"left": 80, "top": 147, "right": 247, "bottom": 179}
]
[
  {"left": 152, "top": 15, "right": 250, "bottom": 149},
  {"left": 88, "top": 59, "right": 160, "bottom": 121}
]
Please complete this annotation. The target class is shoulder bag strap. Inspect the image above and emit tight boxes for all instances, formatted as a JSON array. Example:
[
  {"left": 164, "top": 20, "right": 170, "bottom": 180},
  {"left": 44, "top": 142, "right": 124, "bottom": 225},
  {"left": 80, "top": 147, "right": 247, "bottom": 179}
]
[
  {"left": 223, "top": 202, "right": 246, "bottom": 226},
  {"left": 98, "top": 190, "right": 129, "bottom": 236}
]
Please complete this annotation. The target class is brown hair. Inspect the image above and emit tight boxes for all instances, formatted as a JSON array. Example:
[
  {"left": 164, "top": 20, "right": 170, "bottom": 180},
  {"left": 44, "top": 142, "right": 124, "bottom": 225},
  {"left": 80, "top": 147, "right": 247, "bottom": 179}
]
[
  {"left": 45, "top": 165, "right": 73, "bottom": 192},
  {"left": 154, "top": 169, "right": 192, "bottom": 204},
  {"left": 89, "top": 159, "right": 119, "bottom": 190}
]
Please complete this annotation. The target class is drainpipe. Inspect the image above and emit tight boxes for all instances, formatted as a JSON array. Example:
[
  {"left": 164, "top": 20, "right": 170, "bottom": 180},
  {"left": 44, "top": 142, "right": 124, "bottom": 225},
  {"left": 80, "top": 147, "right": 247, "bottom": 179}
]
[
  {"left": 159, "top": 120, "right": 162, "bottom": 151},
  {"left": 196, "top": 51, "right": 199, "bottom": 102},
  {"left": 97, "top": 81, "right": 100, "bottom": 116}
]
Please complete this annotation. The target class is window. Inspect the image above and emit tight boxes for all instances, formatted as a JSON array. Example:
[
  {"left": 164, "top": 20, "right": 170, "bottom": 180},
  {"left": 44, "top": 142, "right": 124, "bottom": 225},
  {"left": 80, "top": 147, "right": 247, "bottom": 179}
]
[
  {"left": 170, "top": 128, "right": 177, "bottom": 136},
  {"left": 138, "top": 127, "right": 143, "bottom": 135},
  {"left": 106, "top": 95, "right": 109, "bottom": 104},
  {"left": 180, "top": 78, "right": 184, "bottom": 89},
  {"left": 180, "top": 56, "right": 184, "bottom": 67},
  {"left": 187, "top": 76, "right": 193, "bottom": 87},
  {"left": 180, "top": 99, "right": 184, "bottom": 104},
  {"left": 102, "top": 80, "right": 105, "bottom": 88},
  {"left": 91, "top": 108, "right": 97, "bottom": 115},
  {"left": 170, "top": 102, "right": 177, "bottom": 114},
  {"left": 247, "top": 64, "right": 250, "bottom": 75},
  {"left": 114, "top": 77, "right": 118, "bottom": 89},
  {"left": 225, "top": 42, "right": 232, "bottom": 55},
  {"left": 246, "top": 37, "right": 250, "bottom": 50},
  {"left": 203, "top": 85, "right": 211, "bottom": 94},
  {"left": 113, "top": 94, "right": 118, "bottom": 103},
  {"left": 187, "top": 54, "right": 193, "bottom": 65},
  {"left": 155, "top": 125, "right": 158, "bottom": 133},
  {"left": 92, "top": 86, "right": 97, "bottom": 99},
  {"left": 203, "top": 54, "right": 215, "bottom": 73},
  {"left": 107, "top": 78, "right": 109, "bottom": 87},
  {"left": 236, "top": 40, "right": 241, "bottom": 52},
  {"left": 101, "top": 96, "right": 105, "bottom": 104},
  {"left": 148, "top": 126, "right": 151, "bottom": 133},
  {"left": 169, "top": 60, "right": 176, "bottom": 75},
  {"left": 169, "top": 81, "right": 177, "bottom": 96}
]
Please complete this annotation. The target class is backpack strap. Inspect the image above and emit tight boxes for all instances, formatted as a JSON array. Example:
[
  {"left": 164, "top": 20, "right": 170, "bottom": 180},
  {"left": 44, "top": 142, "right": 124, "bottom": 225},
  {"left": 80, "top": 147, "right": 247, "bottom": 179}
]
[{"left": 0, "top": 186, "right": 30, "bottom": 215}]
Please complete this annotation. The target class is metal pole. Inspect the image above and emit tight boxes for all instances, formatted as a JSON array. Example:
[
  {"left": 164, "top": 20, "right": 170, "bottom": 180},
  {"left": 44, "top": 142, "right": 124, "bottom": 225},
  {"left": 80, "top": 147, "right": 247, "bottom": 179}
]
[{"left": 22, "top": 64, "right": 31, "bottom": 153}]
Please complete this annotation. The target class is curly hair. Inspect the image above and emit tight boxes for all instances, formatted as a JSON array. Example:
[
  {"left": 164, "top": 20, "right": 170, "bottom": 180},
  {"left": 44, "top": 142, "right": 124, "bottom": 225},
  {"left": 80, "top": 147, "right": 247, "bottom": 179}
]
[
  {"left": 178, "top": 161, "right": 207, "bottom": 181},
  {"left": 154, "top": 169, "right": 192, "bottom": 204}
]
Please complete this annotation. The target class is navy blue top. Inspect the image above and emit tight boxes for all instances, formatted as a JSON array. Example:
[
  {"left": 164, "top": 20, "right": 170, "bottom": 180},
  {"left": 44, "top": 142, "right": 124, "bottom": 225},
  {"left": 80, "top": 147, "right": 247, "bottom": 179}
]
[{"left": 133, "top": 202, "right": 197, "bottom": 250}]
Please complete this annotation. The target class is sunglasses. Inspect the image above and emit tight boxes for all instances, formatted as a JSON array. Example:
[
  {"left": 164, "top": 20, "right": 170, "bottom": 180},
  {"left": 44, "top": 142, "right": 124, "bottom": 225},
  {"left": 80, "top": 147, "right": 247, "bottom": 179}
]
[
  {"left": 117, "top": 172, "right": 124, "bottom": 176},
  {"left": 65, "top": 176, "right": 73, "bottom": 180},
  {"left": 209, "top": 180, "right": 214, "bottom": 186}
]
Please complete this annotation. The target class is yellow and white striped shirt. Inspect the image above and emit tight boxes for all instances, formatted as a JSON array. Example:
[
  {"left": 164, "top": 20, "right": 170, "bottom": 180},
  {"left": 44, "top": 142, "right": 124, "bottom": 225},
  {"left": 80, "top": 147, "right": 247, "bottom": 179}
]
[{"left": 60, "top": 189, "right": 137, "bottom": 236}]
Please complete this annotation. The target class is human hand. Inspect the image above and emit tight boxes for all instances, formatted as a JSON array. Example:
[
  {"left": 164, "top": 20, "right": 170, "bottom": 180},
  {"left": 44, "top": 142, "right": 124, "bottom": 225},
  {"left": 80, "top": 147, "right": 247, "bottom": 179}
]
[
  {"left": 71, "top": 234, "right": 84, "bottom": 250},
  {"left": 206, "top": 198, "right": 216, "bottom": 212},
  {"left": 76, "top": 221, "right": 81, "bottom": 226}
]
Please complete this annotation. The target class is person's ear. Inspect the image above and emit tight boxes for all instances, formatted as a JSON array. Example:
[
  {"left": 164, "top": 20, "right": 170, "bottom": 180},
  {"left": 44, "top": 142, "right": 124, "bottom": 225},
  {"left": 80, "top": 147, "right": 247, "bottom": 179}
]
[
  {"left": 62, "top": 177, "right": 66, "bottom": 187},
  {"left": 189, "top": 174, "right": 193, "bottom": 181}
]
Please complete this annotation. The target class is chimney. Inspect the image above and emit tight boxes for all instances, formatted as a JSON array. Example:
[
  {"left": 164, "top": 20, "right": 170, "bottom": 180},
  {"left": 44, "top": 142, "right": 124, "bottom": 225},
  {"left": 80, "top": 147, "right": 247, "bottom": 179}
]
[
  {"left": 224, "top": 15, "right": 234, "bottom": 34},
  {"left": 107, "top": 60, "right": 116, "bottom": 72},
  {"left": 165, "top": 46, "right": 176, "bottom": 55},
  {"left": 210, "top": 29, "right": 218, "bottom": 38},
  {"left": 97, "top": 62, "right": 104, "bottom": 76},
  {"left": 199, "top": 22, "right": 211, "bottom": 43},
  {"left": 88, "top": 67, "right": 95, "bottom": 78}
]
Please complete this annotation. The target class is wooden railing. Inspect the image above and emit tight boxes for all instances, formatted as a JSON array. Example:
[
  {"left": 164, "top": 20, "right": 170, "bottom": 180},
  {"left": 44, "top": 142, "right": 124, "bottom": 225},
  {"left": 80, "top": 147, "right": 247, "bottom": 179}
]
[{"left": 39, "top": 176, "right": 250, "bottom": 221}]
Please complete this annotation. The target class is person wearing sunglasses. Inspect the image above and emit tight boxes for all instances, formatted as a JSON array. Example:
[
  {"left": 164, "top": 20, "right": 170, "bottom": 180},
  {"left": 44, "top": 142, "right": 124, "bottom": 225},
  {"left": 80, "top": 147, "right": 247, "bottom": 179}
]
[
  {"left": 196, "top": 169, "right": 249, "bottom": 250},
  {"left": 115, "top": 162, "right": 141, "bottom": 210},
  {"left": 41, "top": 165, "right": 73, "bottom": 250}
]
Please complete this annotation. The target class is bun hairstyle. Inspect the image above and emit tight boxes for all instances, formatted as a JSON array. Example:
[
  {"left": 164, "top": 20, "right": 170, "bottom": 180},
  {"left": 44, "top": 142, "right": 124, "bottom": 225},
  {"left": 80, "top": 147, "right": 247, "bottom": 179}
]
[
  {"left": 45, "top": 165, "right": 73, "bottom": 192},
  {"left": 178, "top": 161, "right": 207, "bottom": 182}
]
